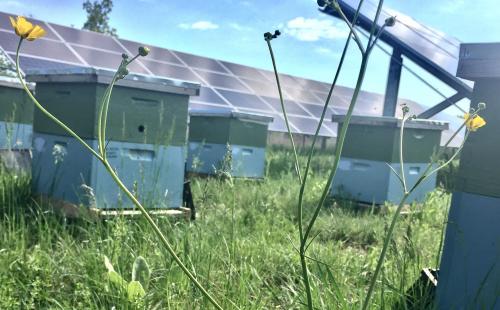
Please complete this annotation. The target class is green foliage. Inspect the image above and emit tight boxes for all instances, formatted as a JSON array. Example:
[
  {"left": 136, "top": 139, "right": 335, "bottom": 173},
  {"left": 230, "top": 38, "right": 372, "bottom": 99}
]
[
  {"left": 82, "top": 0, "right": 117, "bottom": 37},
  {"left": 0, "top": 150, "right": 451, "bottom": 308}
]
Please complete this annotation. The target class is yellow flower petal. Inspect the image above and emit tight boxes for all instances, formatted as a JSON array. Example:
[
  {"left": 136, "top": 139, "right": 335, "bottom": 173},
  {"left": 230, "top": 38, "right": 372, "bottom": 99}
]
[
  {"left": 464, "top": 113, "right": 486, "bottom": 132},
  {"left": 15, "top": 16, "right": 34, "bottom": 38},
  {"left": 9, "top": 16, "right": 45, "bottom": 41},
  {"left": 9, "top": 16, "right": 16, "bottom": 29},
  {"left": 26, "top": 25, "right": 46, "bottom": 41}
]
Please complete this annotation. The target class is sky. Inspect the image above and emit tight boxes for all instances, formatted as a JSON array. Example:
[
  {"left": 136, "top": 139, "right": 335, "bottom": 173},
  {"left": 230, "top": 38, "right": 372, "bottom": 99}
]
[{"left": 1, "top": 0, "right": 499, "bottom": 113}]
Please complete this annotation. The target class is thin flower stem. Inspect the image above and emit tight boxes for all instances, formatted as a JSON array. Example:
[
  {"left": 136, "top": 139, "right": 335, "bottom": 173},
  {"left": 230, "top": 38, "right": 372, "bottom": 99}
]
[
  {"left": 302, "top": 56, "right": 368, "bottom": 244},
  {"left": 15, "top": 39, "right": 102, "bottom": 161},
  {"left": 367, "top": 0, "right": 385, "bottom": 48},
  {"left": 362, "top": 192, "right": 410, "bottom": 310},
  {"left": 302, "top": 0, "right": 386, "bottom": 244},
  {"left": 367, "top": 24, "right": 387, "bottom": 53},
  {"left": 98, "top": 78, "right": 117, "bottom": 155},
  {"left": 296, "top": 27, "right": 353, "bottom": 310},
  {"left": 266, "top": 40, "right": 302, "bottom": 184},
  {"left": 15, "top": 39, "right": 223, "bottom": 310},
  {"left": 333, "top": 4, "right": 365, "bottom": 54},
  {"left": 399, "top": 115, "right": 408, "bottom": 193},
  {"left": 362, "top": 118, "right": 473, "bottom": 309},
  {"left": 102, "top": 161, "right": 223, "bottom": 310}
]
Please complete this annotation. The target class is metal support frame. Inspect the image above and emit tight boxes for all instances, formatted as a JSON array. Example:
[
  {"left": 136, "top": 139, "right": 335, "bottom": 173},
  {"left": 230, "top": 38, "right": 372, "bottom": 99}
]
[
  {"left": 383, "top": 48, "right": 403, "bottom": 116},
  {"left": 417, "top": 92, "right": 465, "bottom": 119},
  {"left": 321, "top": 2, "right": 473, "bottom": 119}
]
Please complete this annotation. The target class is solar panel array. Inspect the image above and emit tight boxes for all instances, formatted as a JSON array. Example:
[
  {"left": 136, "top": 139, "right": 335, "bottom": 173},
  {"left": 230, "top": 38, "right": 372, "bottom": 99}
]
[
  {"left": 0, "top": 10, "right": 427, "bottom": 139},
  {"left": 326, "top": 0, "right": 471, "bottom": 91}
]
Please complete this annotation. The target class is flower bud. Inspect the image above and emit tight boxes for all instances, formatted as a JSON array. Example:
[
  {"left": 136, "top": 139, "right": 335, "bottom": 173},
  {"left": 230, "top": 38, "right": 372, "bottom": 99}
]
[
  {"left": 385, "top": 16, "right": 396, "bottom": 27},
  {"left": 138, "top": 46, "right": 150, "bottom": 57}
]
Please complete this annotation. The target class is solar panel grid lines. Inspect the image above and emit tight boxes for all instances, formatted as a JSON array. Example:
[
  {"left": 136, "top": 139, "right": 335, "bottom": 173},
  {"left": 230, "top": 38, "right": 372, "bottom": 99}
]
[
  {"left": 173, "top": 50, "right": 230, "bottom": 74},
  {"left": 220, "top": 60, "right": 271, "bottom": 81},
  {"left": 111, "top": 36, "right": 153, "bottom": 75},
  {"left": 119, "top": 39, "right": 184, "bottom": 66},
  {"left": 334, "top": 0, "right": 464, "bottom": 80},
  {"left": 215, "top": 58, "right": 305, "bottom": 134},
  {"left": 161, "top": 46, "right": 240, "bottom": 111},
  {"left": 43, "top": 22, "right": 89, "bottom": 67},
  {"left": 0, "top": 8, "right": 453, "bottom": 140}
]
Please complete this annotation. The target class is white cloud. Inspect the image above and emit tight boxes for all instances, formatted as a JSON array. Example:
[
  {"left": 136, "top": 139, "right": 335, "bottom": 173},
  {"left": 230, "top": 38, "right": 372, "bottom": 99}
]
[
  {"left": 283, "top": 17, "right": 348, "bottom": 42},
  {"left": 228, "top": 22, "right": 253, "bottom": 31},
  {"left": 178, "top": 21, "right": 219, "bottom": 30},
  {"left": 314, "top": 47, "right": 339, "bottom": 57}
]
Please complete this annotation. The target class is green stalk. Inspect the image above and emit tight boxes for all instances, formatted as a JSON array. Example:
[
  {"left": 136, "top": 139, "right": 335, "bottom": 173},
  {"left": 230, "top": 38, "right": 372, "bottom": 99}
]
[
  {"left": 102, "top": 161, "right": 223, "bottom": 309},
  {"left": 15, "top": 39, "right": 102, "bottom": 161},
  {"left": 266, "top": 40, "right": 302, "bottom": 184},
  {"left": 302, "top": 55, "right": 368, "bottom": 245},
  {"left": 361, "top": 192, "right": 410, "bottom": 310},
  {"left": 291, "top": 2, "right": 366, "bottom": 308},
  {"left": 362, "top": 120, "right": 471, "bottom": 309},
  {"left": 399, "top": 115, "right": 408, "bottom": 193},
  {"left": 15, "top": 39, "right": 223, "bottom": 310}
]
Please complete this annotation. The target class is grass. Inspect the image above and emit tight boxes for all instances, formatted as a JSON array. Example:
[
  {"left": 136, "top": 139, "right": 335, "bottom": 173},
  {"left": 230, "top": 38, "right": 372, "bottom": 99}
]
[{"left": 0, "top": 148, "right": 451, "bottom": 309}]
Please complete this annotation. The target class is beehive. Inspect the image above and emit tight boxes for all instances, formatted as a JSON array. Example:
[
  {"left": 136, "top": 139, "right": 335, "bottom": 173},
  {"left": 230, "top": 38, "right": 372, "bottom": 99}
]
[
  {"left": 187, "top": 110, "right": 273, "bottom": 178},
  {"left": 331, "top": 115, "right": 448, "bottom": 204},
  {"left": 27, "top": 68, "right": 200, "bottom": 209},
  {"left": 0, "top": 77, "right": 33, "bottom": 170},
  {"left": 437, "top": 43, "right": 500, "bottom": 309}
]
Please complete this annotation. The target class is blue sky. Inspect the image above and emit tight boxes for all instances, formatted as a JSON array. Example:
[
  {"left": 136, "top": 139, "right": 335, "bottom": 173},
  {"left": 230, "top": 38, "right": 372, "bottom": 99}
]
[{"left": 1, "top": 0, "right": 499, "bottom": 112}]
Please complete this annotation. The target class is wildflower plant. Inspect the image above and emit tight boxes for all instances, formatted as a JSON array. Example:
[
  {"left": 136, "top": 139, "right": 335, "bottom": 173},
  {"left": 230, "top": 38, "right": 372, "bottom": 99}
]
[
  {"left": 264, "top": 0, "right": 486, "bottom": 309},
  {"left": 11, "top": 16, "right": 222, "bottom": 309}
]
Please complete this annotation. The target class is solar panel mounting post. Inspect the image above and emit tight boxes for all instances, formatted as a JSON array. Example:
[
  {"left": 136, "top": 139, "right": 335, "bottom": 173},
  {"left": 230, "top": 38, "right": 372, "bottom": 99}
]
[
  {"left": 417, "top": 92, "right": 465, "bottom": 119},
  {"left": 383, "top": 48, "right": 403, "bottom": 116}
]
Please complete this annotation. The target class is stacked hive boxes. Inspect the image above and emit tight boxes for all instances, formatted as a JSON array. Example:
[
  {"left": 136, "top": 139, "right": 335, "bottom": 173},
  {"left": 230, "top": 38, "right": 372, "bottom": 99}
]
[
  {"left": 437, "top": 43, "right": 500, "bottom": 309},
  {"left": 187, "top": 110, "right": 273, "bottom": 178},
  {"left": 0, "top": 77, "right": 33, "bottom": 170},
  {"left": 27, "top": 68, "right": 199, "bottom": 209},
  {"left": 330, "top": 115, "right": 448, "bottom": 204}
]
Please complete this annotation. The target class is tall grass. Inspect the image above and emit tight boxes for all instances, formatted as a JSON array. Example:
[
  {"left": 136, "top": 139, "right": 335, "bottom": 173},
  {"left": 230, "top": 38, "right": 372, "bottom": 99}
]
[{"left": 1, "top": 149, "right": 451, "bottom": 309}]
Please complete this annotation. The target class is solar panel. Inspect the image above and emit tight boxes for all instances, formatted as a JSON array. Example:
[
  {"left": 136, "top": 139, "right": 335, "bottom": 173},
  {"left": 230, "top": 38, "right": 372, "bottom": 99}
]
[
  {"left": 72, "top": 46, "right": 149, "bottom": 74},
  {"left": 220, "top": 61, "right": 270, "bottom": 81},
  {"left": 0, "top": 31, "right": 81, "bottom": 64},
  {"left": 173, "top": 51, "right": 229, "bottom": 73},
  {"left": 49, "top": 23, "right": 124, "bottom": 53},
  {"left": 119, "top": 39, "right": 183, "bottom": 65},
  {"left": 321, "top": 0, "right": 471, "bottom": 92},
  {"left": 192, "top": 87, "right": 228, "bottom": 106},
  {"left": 0, "top": 12, "right": 59, "bottom": 41},
  {"left": 0, "top": 9, "right": 459, "bottom": 142},
  {"left": 216, "top": 88, "right": 268, "bottom": 110},
  {"left": 195, "top": 70, "right": 250, "bottom": 92},
  {"left": 261, "top": 96, "right": 308, "bottom": 115},
  {"left": 139, "top": 59, "right": 199, "bottom": 82}
]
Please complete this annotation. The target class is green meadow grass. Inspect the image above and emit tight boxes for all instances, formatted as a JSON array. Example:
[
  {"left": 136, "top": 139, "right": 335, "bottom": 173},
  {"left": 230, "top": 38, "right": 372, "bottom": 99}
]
[{"left": 0, "top": 149, "right": 451, "bottom": 309}]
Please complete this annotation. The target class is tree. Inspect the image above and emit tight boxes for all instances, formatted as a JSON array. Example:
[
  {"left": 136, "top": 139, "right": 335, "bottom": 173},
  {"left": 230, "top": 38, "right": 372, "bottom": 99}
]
[{"left": 82, "top": 0, "right": 117, "bottom": 37}]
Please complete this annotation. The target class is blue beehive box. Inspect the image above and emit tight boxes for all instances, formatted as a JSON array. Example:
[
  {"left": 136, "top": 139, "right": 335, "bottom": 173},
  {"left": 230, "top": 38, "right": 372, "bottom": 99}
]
[
  {"left": 330, "top": 115, "right": 448, "bottom": 205},
  {"left": 27, "top": 68, "right": 200, "bottom": 209},
  {"left": 186, "top": 110, "right": 273, "bottom": 178},
  {"left": 437, "top": 43, "right": 500, "bottom": 309},
  {"left": 0, "top": 77, "right": 33, "bottom": 170}
]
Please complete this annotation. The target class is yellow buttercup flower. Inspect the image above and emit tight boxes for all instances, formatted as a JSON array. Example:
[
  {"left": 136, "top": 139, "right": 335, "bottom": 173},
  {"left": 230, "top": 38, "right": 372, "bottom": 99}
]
[
  {"left": 9, "top": 16, "right": 45, "bottom": 41},
  {"left": 464, "top": 113, "right": 486, "bottom": 132},
  {"left": 26, "top": 25, "right": 46, "bottom": 41}
]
